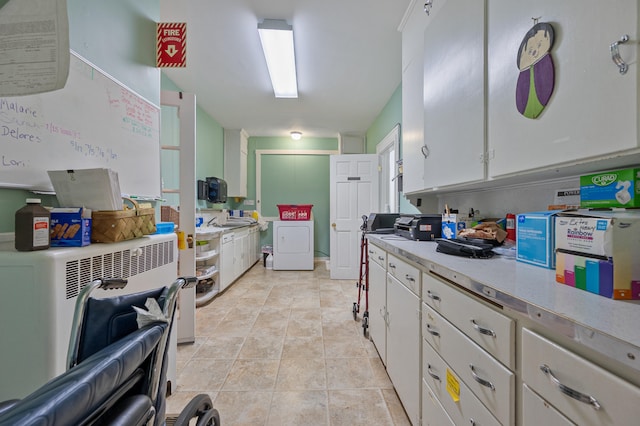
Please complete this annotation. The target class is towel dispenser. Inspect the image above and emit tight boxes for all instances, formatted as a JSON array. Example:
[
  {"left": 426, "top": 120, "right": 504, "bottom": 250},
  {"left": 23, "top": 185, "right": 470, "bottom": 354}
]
[{"left": 197, "top": 177, "right": 227, "bottom": 203}]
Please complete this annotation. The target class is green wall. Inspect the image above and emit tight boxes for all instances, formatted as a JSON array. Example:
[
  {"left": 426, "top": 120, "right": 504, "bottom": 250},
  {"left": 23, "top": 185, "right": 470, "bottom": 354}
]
[
  {"left": 0, "top": 0, "right": 159, "bottom": 232},
  {"left": 246, "top": 137, "right": 338, "bottom": 258},
  {"left": 365, "top": 83, "right": 419, "bottom": 214},
  {"left": 160, "top": 74, "right": 225, "bottom": 211}
]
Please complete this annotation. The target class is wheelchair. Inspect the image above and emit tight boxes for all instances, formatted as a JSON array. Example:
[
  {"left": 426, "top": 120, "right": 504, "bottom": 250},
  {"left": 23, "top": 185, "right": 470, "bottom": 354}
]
[{"left": 0, "top": 276, "right": 220, "bottom": 426}]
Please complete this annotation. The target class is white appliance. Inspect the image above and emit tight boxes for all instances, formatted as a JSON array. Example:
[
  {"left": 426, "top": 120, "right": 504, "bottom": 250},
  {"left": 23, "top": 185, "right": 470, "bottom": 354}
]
[
  {"left": 273, "top": 220, "right": 314, "bottom": 270},
  {"left": 0, "top": 233, "right": 183, "bottom": 400}
]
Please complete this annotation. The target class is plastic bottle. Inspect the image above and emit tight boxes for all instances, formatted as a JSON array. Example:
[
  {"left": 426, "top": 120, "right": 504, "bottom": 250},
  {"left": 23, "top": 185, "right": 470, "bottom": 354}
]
[
  {"left": 15, "top": 198, "right": 50, "bottom": 251},
  {"left": 265, "top": 253, "right": 273, "bottom": 269},
  {"left": 506, "top": 213, "right": 516, "bottom": 241}
]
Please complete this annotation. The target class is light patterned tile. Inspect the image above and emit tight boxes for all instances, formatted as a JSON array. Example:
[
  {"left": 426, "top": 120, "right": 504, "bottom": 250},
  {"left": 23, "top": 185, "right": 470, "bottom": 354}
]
[
  {"left": 222, "top": 359, "right": 280, "bottom": 391},
  {"left": 266, "top": 391, "right": 328, "bottom": 426},
  {"left": 276, "top": 358, "right": 326, "bottom": 390},
  {"left": 328, "top": 389, "right": 393, "bottom": 425},
  {"left": 213, "top": 391, "right": 272, "bottom": 426}
]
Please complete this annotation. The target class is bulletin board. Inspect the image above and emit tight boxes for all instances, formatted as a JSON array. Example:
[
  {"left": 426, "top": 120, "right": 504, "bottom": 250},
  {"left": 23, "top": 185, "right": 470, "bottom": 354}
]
[{"left": 0, "top": 51, "right": 161, "bottom": 197}]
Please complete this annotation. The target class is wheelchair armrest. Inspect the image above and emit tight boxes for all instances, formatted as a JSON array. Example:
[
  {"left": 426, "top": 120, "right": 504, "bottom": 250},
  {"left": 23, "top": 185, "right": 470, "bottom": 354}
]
[
  {"left": 0, "top": 323, "right": 166, "bottom": 426},
  {"left": 0, "top": 400, "right": 19, "bottom": 417}
]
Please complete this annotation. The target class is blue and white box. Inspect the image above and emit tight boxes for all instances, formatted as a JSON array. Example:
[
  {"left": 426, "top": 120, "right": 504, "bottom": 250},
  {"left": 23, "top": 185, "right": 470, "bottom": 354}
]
[{"left": 516, "top": 210, "right": 564, "bottom": 269}]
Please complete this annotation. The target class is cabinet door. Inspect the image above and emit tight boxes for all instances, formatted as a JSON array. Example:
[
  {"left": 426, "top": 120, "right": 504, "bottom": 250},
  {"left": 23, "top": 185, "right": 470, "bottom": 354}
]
[
  {"left": 220, "top": 238, "right": 234, "bottom": 291},
  {"left": 368, "top": 260, "right": 386, "bottom": 365},
  {"left": 223, "top": 129, "right": 248, "bottom": 197},
  {"left": 488, "top": 0, "right": 640, "bottom": 177},
  {"left": 386, "top": 273, "right": 421, "bottom": 426},
  {"left": 422, "top": 0, "right": 486, "bottom": 189}
]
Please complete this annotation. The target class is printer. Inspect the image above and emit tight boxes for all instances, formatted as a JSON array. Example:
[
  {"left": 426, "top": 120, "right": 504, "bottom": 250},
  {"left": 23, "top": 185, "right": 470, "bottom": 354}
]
[
  {"left": 394, "top": 214, "right": 442, "bottom": 241},
  {"left": 366, "top": 213, "right": 400, "bottom": 234}
]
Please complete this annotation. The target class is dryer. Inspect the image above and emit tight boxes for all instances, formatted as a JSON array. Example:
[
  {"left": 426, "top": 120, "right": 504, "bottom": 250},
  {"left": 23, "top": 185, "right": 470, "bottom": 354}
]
[{"left": 272, "top": 220, "right": 314, "bottom": 270}]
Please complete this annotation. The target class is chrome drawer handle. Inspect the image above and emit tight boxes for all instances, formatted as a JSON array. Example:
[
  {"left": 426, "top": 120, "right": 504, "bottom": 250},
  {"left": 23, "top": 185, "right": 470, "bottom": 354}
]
[
  {"left": 389, "top": 263, "right": 396, "bottom": 269},
  {"left": 405, "top": 274, "right": 415, "bottom": 282},
  {"left": 470, "top": 319, "right": 496, "bottom": 337},
  {"left": 540, "top": 364, "right": 601, "bottom": 410},
  {"left": 469, "top": 364, "right": 495, "bottom": 391},
  {"left": 426, "top": 290, "right": 441, "bottom": 301},
  {"left": 470, "top": 419, "right": 476, "bottom": 426},
  {"left": 426, "top": 324, "right": 440, "bottom": 337},
  {"left": 378, "top": 256, "right": 384, "bottom": 261},
  {"left": 427, "top": 364, "right": 441, "bottom": 382}
]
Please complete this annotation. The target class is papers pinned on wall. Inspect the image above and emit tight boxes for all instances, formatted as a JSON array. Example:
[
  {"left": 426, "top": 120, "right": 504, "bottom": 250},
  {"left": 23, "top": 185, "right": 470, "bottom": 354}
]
[{"left": 48, "top": 168, "right": 123, "bottom": 211}]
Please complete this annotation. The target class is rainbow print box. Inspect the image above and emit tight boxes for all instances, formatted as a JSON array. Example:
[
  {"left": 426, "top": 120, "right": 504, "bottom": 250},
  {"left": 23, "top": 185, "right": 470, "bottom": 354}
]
[{"left": 555, "top": 211, "right": 640, "bottom": 300}]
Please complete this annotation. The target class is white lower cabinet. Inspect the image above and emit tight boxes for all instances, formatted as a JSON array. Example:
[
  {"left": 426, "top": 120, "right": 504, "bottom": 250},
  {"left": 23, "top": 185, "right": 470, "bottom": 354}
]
[
  {"left": 368, "top": 259, "right": 387, "bottom": 365},
  {"left": 386, "top": 272, "right": 421, "bottom": 425},
  {"left": 521, "top": 328, "right": 640, "bottom": 426},
  {"left": 423, "top": 303, "right": 514, "bottom": 425},
  {"left": 422, "top": 380, "right": 455, "bottom": 426},
  {"left": 522, "top": 384, "right": 574, "bottom": 426},
  {"left": 422, "top": 336, "right": 501, "bottom": 426}
]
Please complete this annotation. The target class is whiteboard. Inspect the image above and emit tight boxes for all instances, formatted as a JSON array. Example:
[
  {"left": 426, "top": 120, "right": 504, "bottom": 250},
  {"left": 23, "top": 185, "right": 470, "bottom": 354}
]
[{"left": 0, "top": 51, "right": 161, "bottom": 198}]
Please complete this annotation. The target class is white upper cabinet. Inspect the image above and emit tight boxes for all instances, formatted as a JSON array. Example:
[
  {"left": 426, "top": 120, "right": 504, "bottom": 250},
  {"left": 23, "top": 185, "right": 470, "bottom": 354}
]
[
  {"left": 488, "top": 0, "right": 640, "bottom": 178},
  {"left": 224, "top": 129, "right": 248, "bottom": 197},
  {"left": 422, "top": 0, "right": 486, "bottom": 189},
  {"left": 400, "top": 0, "right": 430, "bottom": 194}
]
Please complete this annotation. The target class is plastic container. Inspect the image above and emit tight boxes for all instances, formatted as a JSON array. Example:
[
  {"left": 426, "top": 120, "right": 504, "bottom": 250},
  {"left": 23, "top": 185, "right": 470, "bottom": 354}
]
[
  {"left": 277, "top": 204, "right": 313, "bottom": 220},
  {"left": 15, "top": 198, "right": 50, "bottom": 251},
  {"left": 265, "top": 253, "right": 273, "bottom": 269},
  {"left": 155, "top": 222, "right": 175, "bottom": 234}
]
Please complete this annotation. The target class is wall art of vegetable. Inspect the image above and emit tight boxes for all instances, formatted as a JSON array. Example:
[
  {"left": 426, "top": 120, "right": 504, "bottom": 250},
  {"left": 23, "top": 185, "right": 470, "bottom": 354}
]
[{"left": 516, "top": 22, "right": 555, "bottom": 119}]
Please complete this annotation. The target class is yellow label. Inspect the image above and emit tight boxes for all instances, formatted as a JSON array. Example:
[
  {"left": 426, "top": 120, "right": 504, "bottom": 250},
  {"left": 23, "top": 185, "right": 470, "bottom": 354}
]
[{"left": 446, "top": 368, "right": 460, "bottom": 402}]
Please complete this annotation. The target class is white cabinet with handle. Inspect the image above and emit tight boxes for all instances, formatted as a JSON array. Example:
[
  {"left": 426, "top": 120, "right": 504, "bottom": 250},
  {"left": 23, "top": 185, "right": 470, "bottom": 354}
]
[{"left": 223, "top": 129, "right": 248, "bottom": 197}]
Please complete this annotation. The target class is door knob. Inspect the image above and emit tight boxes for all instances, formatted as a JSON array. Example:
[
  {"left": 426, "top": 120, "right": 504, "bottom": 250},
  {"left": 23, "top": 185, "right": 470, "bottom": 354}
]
[{"left": 331, "top": 223, "right": 336, "bottom": 228}]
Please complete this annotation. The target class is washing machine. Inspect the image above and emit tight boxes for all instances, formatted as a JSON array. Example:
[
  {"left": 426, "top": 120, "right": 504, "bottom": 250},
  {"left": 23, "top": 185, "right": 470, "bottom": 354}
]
[{"left": 272, "top": 220, "right": 314, "bottom": 270}]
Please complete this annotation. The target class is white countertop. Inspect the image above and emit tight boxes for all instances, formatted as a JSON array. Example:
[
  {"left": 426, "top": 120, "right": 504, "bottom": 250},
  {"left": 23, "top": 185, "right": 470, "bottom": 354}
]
[{"left": 367, "top": 234, "right": 640, "bottom": 371}]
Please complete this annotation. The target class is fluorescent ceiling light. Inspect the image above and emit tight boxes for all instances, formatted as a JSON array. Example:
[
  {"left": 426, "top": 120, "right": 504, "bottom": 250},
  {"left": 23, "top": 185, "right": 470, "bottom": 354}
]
[{"left": 258, "top": 19, "right": 298, "bottom": 98}]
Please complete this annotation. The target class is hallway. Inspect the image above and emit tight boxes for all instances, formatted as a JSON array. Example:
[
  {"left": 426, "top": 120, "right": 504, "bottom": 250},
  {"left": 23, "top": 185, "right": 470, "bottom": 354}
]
[{"left": 166, "top": 260, "right": 411, "bottom": 425}]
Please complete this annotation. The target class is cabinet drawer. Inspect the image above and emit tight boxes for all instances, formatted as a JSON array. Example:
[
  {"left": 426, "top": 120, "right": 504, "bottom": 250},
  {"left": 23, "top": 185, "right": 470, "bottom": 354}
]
[
  {"left": 422, "top": 272, "right": 514, "bottom": 368},
  {"left": 423, "top": 338, "right": 501, "bottom": 426},
  {"left": 423, "top": 380, "right": 456, "bottom": 426},
  {"left": 423, "top": 304, "right": 514, "bottom": 426},
  {"left": 522, "top": 384, "right": 574, "bottom": 426},
  {"left": 522, "top": 328, "right": 640, "bottom": 426},
  {"left": 387, "top": 254, "right": 420, "bottom": 296},
  {"left": 367, "top": 243, "right": 387, "bottom": 268}
]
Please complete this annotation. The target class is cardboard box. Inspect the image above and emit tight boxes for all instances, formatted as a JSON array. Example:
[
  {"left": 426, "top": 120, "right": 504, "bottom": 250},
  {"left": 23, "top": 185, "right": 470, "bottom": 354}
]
[
  {"left": 516, "top": 210, "right": 563, "bottom": 269},
  {"left": 441, "top": 214, "right": 465, "bottom": 239},
  {"left": 50, "top": 208, "right": 92, "bottom": 247},
  {"left": 555, "top": 210, "right": 640, "bottom": 299},
  {"left": 580, "top": 167, "right": 640, "bottom": 208}
]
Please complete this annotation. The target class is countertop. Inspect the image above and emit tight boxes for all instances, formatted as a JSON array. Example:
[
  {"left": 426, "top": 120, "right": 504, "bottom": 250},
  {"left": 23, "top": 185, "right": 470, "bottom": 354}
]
[
  {"left": 195, "top": 222, "right": 257, "bottom": 236},
  {"left": 367, "top": 234, "right": 640, "bottom": 372}
]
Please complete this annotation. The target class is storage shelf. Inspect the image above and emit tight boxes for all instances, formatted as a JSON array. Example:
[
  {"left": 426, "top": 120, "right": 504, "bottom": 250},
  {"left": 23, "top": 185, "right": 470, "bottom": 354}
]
[
  {"left": 195, "top": 249, "right": 218, "bottom": 262},
  {"left": 196, "top": 268, "right": 218, "bottom": 281}
]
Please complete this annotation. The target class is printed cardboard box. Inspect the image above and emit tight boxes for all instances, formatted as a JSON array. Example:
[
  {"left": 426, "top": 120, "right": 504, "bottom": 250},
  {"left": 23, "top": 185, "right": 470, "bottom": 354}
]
[
  {"left": 50, "top": 207, "right": 92, "bottom": 247},
  {"left": 555, "top": 210, "right": 640, "bottom": 300},
  {"left": 516, "top": 210, "right": 564, "bottom": 269},
  {"left": 580, "top": 167, "right": 640, "bottom": 208}
]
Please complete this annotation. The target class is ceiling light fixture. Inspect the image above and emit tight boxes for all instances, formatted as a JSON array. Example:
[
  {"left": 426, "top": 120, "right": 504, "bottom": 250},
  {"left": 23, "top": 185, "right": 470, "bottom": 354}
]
[
  {"left": 290, "top": 131, "right": 302, "bottom": 140},
  {"left": 258, "top": 19, "right": 298, "bottom": 98}
]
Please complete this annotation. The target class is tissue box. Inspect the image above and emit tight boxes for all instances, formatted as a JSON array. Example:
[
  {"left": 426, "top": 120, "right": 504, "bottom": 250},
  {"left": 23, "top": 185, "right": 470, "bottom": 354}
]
[
  {"left": 555, "top": 211, "right": 640, "bottom": 299},
  {"left": 516, "top": 210, "right": 563, "bottom": 269},
  {"left": 441, "top": 214, "right": 465, "bottom": 239},
  {"left": 580, "top": 167, "right": 640, "bottom": 208},
  {"left": 50, "top": 208, "right": 92, "bottom": 247}
]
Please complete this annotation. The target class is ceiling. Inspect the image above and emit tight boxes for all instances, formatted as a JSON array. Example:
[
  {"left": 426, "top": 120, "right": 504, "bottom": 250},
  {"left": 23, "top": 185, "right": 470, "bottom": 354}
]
[{"left": 160, "top": 0, "right": 412, "bottom": 139}]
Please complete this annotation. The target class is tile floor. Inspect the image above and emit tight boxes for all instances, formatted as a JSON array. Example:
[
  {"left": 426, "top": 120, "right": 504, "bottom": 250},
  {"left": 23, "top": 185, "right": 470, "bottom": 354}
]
[{"left": 166, "top": 260, "right": 411, "bottom": 425}]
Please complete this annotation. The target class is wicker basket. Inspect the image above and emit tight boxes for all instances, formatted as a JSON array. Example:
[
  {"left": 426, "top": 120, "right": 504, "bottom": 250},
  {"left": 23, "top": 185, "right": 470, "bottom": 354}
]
[{"left": 91, "top": 198, "right": 156, "bottom": 243}]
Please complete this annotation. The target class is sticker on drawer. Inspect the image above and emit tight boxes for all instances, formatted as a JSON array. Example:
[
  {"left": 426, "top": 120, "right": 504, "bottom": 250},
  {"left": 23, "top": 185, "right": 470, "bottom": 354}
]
[{"left": 446, "top": 368, "right": 460, "bottom": 402}]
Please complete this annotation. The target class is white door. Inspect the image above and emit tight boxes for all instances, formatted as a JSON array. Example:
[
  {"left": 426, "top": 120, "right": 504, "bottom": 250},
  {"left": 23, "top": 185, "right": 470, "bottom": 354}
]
[
  {"left": 160, "top": 90, "right": 196, "bottom": 343},
  {"left": 329, "top": 154, "right": 379, "bottom": 279}
]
